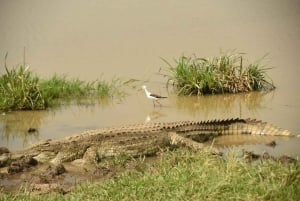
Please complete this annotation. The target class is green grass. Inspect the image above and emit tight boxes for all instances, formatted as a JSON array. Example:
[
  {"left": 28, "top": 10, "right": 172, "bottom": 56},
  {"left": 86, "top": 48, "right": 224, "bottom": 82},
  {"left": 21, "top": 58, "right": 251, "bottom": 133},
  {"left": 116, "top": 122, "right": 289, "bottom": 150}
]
[
  {"left": 1, "top": 148, "right": 299, "bottom": 201},
  {"left": 161, "top": 52, "right": 275, "bottom": 95},
  {"left": 0, "top": 60, "right": 45, "bottom": 110},
  {"left": 39, "top": 75, "right": 121, "bottom": 107},
  {"left": 0, "top": 56, "right": 123, "bottom": 111}
]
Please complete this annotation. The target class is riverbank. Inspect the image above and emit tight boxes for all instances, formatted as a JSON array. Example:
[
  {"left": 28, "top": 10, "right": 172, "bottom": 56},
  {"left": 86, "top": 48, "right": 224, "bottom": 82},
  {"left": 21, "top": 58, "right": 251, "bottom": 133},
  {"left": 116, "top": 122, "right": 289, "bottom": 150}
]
[{"left": 1, "top": 147, "right": 299, "bottom": 200}]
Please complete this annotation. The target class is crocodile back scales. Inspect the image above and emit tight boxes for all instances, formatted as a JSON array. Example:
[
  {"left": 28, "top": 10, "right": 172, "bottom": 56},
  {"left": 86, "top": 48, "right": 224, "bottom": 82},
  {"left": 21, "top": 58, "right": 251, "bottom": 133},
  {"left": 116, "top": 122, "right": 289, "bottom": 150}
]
[{"left": 73, "top": 118, "right": 294, "bottom": 139}]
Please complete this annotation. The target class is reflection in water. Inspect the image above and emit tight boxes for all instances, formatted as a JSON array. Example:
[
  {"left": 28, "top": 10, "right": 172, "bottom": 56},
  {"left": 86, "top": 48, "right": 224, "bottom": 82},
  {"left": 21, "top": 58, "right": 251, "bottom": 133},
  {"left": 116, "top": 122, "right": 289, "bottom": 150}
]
[
  {"left": 145, "top": 109, "right": 166, "bottom": 123},
  {"left": 219, "top": 137, "right": 300, "bottom": 158},
  {"left": 215, "top": 135, "right": 280, "bottom": 147},
  {"left": 0, "top": 111, "right": 46, "bottom": 147},
  {"left": 68, "top": 97, "right": 115, "bottom": 109},
  {"left": 172, "top": 91, "right": 274, "bottom": 118},
  {"left": 0, "top": 98, "right": 114, "bottom": 148},
  {"left": 203, "top": 134, "right": 300, "bottom": 158}
]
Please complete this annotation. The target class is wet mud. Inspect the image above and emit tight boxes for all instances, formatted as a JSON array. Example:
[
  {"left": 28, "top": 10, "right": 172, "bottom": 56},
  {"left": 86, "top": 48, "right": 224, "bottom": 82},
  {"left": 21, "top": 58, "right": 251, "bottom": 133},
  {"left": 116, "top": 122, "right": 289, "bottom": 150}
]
[{"left": 0, "top": 152, "right": 153, "bottom": 194}]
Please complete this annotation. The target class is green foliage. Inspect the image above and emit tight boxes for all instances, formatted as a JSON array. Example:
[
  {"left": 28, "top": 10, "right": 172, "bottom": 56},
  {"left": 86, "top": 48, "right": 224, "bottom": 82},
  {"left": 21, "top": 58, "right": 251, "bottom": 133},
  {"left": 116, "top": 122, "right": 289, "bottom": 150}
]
[
  {"left": 39, "top": 75, "right": 88, "bottom": 100},
  {"left": 0, "top": 56, "right": 122, "bottom": 111},
  {"left": 0, "top": 58, "right": 45, "bottom": 110},
  {"left": 39, "top": 76, "right": 116, "bottom": 107},
  {"left": 163, "top": 52, "right": 275, "bottom": 95}
]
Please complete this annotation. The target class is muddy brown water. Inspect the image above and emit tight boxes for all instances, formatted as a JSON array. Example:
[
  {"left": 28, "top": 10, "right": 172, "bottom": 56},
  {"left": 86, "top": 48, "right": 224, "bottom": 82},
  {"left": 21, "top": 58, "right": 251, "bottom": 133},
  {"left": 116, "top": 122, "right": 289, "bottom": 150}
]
[{"left": 0, "top": 1, "right": 300, "bottom": 159}]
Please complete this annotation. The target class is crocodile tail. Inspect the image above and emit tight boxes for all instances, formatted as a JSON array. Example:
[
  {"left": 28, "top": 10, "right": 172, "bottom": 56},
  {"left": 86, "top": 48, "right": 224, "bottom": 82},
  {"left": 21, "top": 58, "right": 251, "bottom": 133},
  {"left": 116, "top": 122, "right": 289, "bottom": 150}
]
[{"left": 240, "top": 119, "right": 294, "bottom": 136}]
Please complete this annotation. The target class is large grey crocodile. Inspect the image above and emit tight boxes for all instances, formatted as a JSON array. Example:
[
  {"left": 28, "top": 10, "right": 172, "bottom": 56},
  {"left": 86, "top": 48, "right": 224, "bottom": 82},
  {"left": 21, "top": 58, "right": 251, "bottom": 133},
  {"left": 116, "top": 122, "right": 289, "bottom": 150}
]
[{"left": 0, "top": 118, "right": 297, "bottom": 169}]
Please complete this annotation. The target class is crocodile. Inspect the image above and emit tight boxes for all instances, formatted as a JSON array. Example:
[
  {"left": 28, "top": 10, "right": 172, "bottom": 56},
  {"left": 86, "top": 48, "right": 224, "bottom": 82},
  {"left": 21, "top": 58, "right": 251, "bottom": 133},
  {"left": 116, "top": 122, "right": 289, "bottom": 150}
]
[{"left": 0, "top": 118, "right": 297, "bottom": 169}]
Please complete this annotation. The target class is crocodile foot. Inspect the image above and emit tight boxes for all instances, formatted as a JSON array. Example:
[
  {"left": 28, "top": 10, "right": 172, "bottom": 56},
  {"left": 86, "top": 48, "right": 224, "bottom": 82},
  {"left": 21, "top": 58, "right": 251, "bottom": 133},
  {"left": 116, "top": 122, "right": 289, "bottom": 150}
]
[{"left": 168, "top": 132, "right": 222, "bottom": 155}]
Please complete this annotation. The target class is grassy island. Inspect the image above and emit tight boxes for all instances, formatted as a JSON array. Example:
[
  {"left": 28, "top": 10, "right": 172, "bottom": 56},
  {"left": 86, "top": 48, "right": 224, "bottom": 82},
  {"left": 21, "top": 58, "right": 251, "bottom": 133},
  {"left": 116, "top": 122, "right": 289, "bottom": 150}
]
[{"left": 162, "top": 52, "right": 275, "bottom": 96}]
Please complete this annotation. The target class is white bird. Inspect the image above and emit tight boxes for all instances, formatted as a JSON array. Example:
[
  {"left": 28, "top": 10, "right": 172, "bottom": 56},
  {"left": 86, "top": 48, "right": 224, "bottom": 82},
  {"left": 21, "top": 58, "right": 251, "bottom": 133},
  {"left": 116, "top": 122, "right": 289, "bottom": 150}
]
[{"left": 142, "top": 85, "right": 167, "bottom": 107}]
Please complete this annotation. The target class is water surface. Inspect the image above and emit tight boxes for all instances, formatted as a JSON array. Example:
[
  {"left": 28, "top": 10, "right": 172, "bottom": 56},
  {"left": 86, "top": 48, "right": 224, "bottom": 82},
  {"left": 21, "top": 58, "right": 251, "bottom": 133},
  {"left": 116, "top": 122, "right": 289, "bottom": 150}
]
[{"left": 0, "top": 0, "right": 299, "bottom": 157}]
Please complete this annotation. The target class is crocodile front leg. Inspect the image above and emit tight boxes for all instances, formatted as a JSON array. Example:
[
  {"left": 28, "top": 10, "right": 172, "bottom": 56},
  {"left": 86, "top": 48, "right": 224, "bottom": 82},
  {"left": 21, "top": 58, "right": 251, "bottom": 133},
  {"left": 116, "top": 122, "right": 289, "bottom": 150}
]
[
  {"left": 50, "top": 143, "right": 89, "bottom": 165},
  {"left": 168, "top": 132, "right": 222, "bottom": 155}
]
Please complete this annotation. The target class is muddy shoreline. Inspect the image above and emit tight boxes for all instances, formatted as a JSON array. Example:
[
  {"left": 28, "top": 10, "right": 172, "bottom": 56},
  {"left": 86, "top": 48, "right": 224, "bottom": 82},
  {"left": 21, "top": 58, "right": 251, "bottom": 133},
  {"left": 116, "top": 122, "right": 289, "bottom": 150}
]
[{"left": 1, "top": 143, "right": 298, "bottom": 195}]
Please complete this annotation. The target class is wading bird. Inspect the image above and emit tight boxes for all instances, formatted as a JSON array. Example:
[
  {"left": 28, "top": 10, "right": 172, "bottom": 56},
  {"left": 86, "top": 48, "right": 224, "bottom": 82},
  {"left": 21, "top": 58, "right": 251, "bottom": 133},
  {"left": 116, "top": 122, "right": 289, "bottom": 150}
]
[{"left": 142, "top": 85, "right": 167, "bottom": 107}]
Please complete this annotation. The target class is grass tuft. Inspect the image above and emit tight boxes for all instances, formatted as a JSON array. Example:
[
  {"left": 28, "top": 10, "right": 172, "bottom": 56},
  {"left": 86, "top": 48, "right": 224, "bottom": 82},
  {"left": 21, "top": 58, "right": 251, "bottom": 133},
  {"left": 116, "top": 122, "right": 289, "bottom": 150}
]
[
  {"left": 161, "top": 52, "right": 275, "bottom": 96},
  {"left": 0, "top": 55, "right": 45, "bottom": 110}
]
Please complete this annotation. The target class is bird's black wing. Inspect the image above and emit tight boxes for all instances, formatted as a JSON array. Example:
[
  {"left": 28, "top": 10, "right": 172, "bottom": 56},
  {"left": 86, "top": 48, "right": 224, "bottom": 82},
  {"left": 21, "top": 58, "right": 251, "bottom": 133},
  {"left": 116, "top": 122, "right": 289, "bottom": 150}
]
[{"left": 150, "top": 93, "right": 167, "bottom": 98}]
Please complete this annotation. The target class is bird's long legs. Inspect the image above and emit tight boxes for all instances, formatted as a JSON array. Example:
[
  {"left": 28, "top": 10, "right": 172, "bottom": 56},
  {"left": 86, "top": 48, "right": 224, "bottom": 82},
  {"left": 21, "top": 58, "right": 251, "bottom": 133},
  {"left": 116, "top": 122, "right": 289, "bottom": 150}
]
[{"left": 153, "top": 100, "right": 162, "bottom": 107}]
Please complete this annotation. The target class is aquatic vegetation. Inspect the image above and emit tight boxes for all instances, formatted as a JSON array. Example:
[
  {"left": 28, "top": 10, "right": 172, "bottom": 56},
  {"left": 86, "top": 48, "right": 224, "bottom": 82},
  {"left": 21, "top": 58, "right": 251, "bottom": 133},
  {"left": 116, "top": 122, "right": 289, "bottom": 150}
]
[
  {"left": 39, "top": 75, "right": 121, "bottom": 107},
  {"left": 0, "top": 57, "right": 45, "bottom": 110},
  {"left": 161, "top": 52, "right": 275, "bottom": 95},
  {"left": 0, "top": 55, "right": 123, "bottom": 111}
]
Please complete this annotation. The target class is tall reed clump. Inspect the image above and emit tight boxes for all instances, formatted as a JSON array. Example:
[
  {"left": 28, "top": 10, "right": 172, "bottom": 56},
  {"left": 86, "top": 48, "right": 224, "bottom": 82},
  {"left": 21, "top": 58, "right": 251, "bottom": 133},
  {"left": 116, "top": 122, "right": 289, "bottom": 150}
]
[
  {"left": 162, "top": 52, "right": 275, "bottom": 96},
  {"left": 0, "top": 57, "right": 45, "bottom": 110}
]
